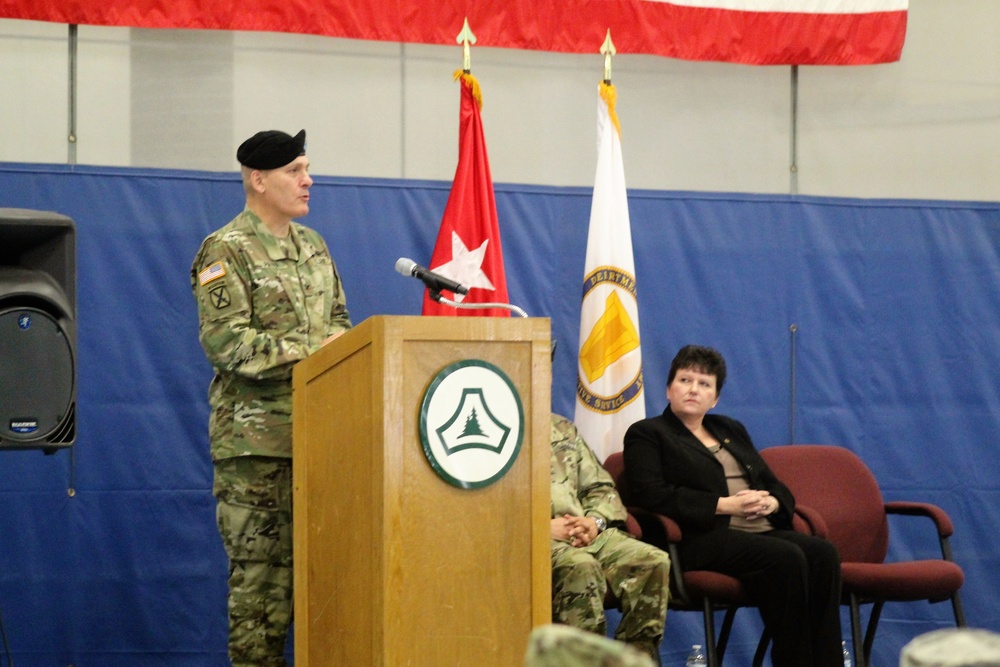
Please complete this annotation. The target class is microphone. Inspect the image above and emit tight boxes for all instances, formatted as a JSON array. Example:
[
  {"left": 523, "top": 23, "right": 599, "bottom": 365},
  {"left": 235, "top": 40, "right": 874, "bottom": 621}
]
[{"left": 395, "top": 257, "right": 469, "bottom": 295}]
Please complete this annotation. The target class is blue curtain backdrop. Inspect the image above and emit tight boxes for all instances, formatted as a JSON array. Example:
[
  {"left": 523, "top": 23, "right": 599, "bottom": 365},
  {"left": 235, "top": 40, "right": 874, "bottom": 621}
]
[{"left": 0, "top": 162, "right": 998, "bottom": 665}]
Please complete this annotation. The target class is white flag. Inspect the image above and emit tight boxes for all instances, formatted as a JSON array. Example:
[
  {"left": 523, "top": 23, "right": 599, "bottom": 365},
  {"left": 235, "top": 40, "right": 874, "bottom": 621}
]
[{"left": 574, "top": 82, "right": 645, "bottom": 463}]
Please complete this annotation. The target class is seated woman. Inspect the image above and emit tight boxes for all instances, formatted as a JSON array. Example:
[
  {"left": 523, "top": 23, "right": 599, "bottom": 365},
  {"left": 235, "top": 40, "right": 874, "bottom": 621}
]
[{"left": 623, "top": 344, "right": 843, "bottom": 667}]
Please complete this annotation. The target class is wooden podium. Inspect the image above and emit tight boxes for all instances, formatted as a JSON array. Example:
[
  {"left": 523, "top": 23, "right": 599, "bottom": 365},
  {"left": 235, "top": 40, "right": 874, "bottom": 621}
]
[{"left": 292, "top": 315, "right": 552, "bottom": 667}]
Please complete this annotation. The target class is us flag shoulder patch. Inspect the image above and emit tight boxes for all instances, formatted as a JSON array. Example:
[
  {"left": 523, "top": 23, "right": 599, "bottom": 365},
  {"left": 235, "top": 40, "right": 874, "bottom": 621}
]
[{"left": 198, "top": 261, "right": 226, "bottom": 286}]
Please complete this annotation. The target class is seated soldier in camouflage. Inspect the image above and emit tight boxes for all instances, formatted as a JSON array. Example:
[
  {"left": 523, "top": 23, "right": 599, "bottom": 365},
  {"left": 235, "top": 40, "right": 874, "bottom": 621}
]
[{"left": 550, "top": 413, "right": 671, "bottom": 666}]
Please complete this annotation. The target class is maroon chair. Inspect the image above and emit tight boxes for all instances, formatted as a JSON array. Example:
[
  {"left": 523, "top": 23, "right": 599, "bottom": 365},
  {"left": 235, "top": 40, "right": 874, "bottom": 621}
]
[
  {"left": 604, "top": 452, "right": 766, "bottom": 667},
  {"left": 760, "top": 445, "right": 966, "bottom": 667}
]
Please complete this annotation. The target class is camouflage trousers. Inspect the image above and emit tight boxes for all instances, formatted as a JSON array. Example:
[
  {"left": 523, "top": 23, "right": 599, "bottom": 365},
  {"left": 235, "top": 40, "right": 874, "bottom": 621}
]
[
  {"left": 214, "top": 456, "right": 293, "bottom": 667},
  {"left": 551, "top": 528, "right": 670, "bottom": 659}
]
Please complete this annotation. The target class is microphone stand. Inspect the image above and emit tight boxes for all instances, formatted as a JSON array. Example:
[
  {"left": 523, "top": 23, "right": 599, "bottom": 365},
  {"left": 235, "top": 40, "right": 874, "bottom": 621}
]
[{"left": 430, "top": 290, "right": 529, "bottom": 318}]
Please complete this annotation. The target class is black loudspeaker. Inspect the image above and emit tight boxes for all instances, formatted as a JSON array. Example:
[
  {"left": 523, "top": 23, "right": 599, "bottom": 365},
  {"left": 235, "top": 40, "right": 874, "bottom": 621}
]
[{"left": 0, "top": 208, "right": 77, "bottom": 451}]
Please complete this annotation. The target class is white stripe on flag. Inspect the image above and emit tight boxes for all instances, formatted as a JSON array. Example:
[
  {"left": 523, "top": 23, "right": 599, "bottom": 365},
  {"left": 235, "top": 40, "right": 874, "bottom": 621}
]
[{"left": 643, "top": 0, "right": 908, "bottom": 12}]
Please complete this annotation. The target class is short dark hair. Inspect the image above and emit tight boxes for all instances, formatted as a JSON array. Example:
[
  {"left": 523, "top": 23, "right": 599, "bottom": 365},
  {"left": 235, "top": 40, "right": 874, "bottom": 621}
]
[{"left": 667, "top": 345, "right": 727, "bottom": 393}]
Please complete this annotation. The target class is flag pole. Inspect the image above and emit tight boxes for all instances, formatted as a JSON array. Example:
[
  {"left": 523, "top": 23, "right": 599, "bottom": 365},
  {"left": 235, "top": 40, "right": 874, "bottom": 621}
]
[
  {"left": 440, "top": 20, "right": 530, "bottom": 320},
  {"left": 454, "top": 18, "right": 482, "bottom": 108},
  {"left": 574, "top": 28, "right": 644, "bottom": 460},
  {"left": 601, "top": 29, "right": 616, "bottom": 84},
  {"left": 599, "top": 31, "right": 622, "bottom": 139},
  {"left": 457, "top": 17, "right": 476, "bottom": 73},
  {"left": 421, "top": 16, "right": 512, "bottom": 317}
]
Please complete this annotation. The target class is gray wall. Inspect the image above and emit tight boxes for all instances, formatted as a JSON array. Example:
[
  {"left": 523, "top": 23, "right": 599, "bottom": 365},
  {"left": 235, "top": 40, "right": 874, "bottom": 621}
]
[{"left": 1, "top": 0, "right": 998, "bottom": 201}]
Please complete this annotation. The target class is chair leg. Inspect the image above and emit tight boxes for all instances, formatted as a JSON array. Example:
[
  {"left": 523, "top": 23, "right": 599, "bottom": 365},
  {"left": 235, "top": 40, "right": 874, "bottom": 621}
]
[
  {"left": 702, "top": 598, "right": 720, "bottom": 667},
  {"left": 951, "top": 591, "right": 967, "bottom": 627},
  {"left": 940, "top": 539, "right": 966, "bottom": 627},
  {"left": 849, "top": 594, "right": 866, "bottom": 667},
  {"left": 716, "top": 606, "right": 737, "bottom": 660},
  {"left": 862, "top": 600, "right": 884, "bottom": 666},
  {"left": 752, "top": 629, "right": 771, "bottom": 667}
]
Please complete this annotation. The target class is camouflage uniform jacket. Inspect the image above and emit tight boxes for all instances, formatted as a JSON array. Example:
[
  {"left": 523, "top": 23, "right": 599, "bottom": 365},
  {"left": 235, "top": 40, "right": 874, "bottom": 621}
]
[
  {"left": 550, "top": 414, "right": 627, "bottom": 528},
  {"left": 191, "top": 208, "right": 351, "bottom": 461}
]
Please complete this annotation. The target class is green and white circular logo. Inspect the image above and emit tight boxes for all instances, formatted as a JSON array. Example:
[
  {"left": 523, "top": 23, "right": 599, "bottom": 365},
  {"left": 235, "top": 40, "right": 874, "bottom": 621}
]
[{"left": 418, "top": 359, "right": 524, "bottom": 489}]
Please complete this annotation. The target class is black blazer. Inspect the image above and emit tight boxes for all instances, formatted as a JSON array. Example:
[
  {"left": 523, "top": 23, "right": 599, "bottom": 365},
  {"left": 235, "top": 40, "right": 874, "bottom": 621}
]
[{"left": 623, "top": 406, "right": 795, "bottom": 536}]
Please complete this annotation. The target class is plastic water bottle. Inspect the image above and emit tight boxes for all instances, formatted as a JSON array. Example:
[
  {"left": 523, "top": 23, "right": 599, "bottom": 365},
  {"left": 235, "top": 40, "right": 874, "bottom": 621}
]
[
  {"left": 842, "top": 640, "right": 852, "bottom": 667},
  {"left": 685, "top": 644, "right": 707, "bottom": 667}
]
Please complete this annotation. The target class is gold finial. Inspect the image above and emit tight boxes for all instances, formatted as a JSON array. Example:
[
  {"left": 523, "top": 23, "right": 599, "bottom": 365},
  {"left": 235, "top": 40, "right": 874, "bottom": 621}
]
[
  {"left": 456, "top": 17, "right": 477, "bottom": 72},
  {"left": 601, "top": 30, "right": 616, "bottom": 83}
]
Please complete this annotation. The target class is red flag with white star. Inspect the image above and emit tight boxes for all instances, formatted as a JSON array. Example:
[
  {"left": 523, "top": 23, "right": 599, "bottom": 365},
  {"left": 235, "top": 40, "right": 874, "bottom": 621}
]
[{"left": 422, "top": 71, "right": 510, "bottom": 317}]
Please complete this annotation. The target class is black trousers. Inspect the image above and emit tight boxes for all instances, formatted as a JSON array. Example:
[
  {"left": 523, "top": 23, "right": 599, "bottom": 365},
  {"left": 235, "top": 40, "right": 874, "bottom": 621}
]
[{"left": 680, "top": 528, "right": 843, "bottom": 667}]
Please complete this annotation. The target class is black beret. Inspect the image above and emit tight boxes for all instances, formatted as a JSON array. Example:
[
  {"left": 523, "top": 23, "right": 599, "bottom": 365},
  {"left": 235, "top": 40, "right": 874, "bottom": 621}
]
[{"left": 236, "top": 129, "right": 306, "bottom": 169}]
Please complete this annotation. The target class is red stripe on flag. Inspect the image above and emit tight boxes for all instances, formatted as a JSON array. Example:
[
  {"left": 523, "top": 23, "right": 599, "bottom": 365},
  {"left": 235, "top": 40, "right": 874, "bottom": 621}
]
[{"left": 1, "top": 0, "right": 907, "bottom": 65}]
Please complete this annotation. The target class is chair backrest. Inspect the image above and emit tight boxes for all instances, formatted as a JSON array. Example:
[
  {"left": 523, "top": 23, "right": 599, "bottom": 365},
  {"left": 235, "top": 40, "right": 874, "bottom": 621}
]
[
  {"left": 602, "top": 451, "right": 644, "bottom": 538},
  {"left": 602, "top": 452, "right": 632, "bottom": 504},
  {"left": 760, "top": 445, "right": 890, "bottom": 564}
]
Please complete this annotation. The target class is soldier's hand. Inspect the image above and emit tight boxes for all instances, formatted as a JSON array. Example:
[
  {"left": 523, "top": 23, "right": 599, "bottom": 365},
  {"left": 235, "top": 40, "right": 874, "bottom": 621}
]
[
  {"left": 551, "top": 516, "right": 574, "bottom": 542},
  {"left": 564, "top": 515, "right": 598, "bottom": 547}
]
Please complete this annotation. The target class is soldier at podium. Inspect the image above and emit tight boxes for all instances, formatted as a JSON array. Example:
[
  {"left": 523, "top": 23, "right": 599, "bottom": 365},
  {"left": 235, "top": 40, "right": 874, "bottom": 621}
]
[
  {"left": 191, "top": 128, "right": 351, "bottom": 667},
  {"left": 550, "top": 413, "right": 671, "bottom": 666}
]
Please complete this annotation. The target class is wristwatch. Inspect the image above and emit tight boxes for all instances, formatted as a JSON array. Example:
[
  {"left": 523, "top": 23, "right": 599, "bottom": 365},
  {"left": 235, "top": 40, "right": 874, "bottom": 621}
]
[{"left": 592, "top": 515, "right": 607, "bottom": 533}]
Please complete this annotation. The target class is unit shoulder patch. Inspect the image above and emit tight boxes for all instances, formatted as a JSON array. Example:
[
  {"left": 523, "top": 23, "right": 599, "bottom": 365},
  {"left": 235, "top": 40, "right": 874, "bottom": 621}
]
[{"left": 208, "top": 284, "right": 232, "bottom": 310}]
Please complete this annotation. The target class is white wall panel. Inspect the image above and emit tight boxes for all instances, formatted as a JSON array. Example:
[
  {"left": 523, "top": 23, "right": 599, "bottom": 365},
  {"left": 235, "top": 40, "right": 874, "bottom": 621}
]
[
  {"left": 76, "top": 26, "right": 130, "bottom": 166},
  {"left": 233, "top": 32, "right": 404, "bottom": 179},
  {"left": 615, "top": 56, "right": 791, "bottom": 193},
  {"left": 0, "top": 20, "right": 69, "bottom": 164},
  {"left": 130, "top": 29, "right": 232, "bottom": 171},
  {"left": 797, "top": 0, "right": 1000, "bottom": 200},
  {"left": 2, "top": 1, "right": 998, "bottom": 201}
]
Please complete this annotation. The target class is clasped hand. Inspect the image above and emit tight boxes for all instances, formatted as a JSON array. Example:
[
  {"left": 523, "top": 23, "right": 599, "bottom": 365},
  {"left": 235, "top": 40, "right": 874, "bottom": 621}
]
[
  {"left": 722, "top": 489, "right": 777, "bottom": 521},
  {"left": 551, "top": 514, "right": 599, "bottom": 547}
]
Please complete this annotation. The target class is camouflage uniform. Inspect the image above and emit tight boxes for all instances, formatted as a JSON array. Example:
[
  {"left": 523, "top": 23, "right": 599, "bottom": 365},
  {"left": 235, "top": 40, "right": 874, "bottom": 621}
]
[
  {"left": 524, "top": 624, "right": 657, "bottom": 667},
  {"left": 191, "top": 208, "right": 351, "bottom": 666},
  {"left": 550, "top": 414, "right": 670, "bottom": 664}
]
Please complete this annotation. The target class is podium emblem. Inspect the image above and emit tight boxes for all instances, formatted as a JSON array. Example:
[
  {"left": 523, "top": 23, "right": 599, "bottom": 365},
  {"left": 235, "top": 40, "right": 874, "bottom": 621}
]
[{"left": 419, "top": 359, "right": 524, "bottom": 489}]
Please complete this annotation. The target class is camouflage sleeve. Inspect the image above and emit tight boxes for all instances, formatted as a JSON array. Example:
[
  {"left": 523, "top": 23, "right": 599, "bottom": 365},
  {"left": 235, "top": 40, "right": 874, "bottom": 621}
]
[
  {"left": 571, "top": 423, "right": 628, "bottom": 525},
  {"left": 191, "top": 237, "right": 311, "bottom": 381},
  {"left": 320, "top": 240, "right": 351, "bottom": 337}
]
